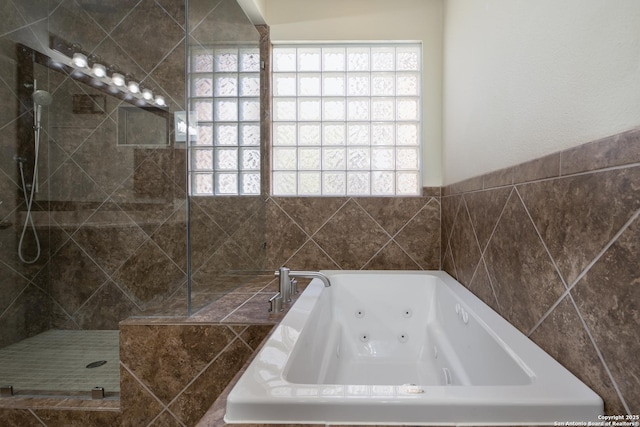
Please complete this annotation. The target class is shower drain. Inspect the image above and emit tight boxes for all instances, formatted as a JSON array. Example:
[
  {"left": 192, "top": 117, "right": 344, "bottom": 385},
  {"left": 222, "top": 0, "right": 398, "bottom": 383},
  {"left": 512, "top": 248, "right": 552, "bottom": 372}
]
[{"left": 86, "top": 360, "right": 108, "bottom": 369}]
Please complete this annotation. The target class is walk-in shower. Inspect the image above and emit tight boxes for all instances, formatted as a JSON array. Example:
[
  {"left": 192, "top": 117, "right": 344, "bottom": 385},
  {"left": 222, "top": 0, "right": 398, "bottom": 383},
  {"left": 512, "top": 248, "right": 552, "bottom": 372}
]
[
  {"left": 0, "top": 0, "right": 263, "bottom": 403},
  {"left": 16, "top": 84, "right": 52, "bottom": 264}
]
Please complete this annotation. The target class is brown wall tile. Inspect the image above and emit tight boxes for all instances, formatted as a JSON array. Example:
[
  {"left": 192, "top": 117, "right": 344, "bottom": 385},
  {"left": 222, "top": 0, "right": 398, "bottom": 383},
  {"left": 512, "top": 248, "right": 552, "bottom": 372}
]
[
  {"left": 514, "top": 152, "right": 560, "bottom": 183},
  {"left": 483, "top": 166, "right": 513, "bottom": 189},
  {"left": 530, "top": 297, "right": 626, "bottom": 415},
  {"left": 561, "top": 127, "right": 640, "bottom": 175},
  {"left": 313, "top": 199, "right": 390, "bottom": 269},
  {"left": 443, "top": 129, "right": 639, "bottom": 415},
  {"left": 518, "top": 167, "right": 640, "bottom": 286},
  {"left": 572, "top": 216, "right": 640, "bottom": 414},
  {"left": 169, "top": 338, "right": 253, "bottom": 426},
  {"left": 120, "top": 324, "right": 236, "bottom": 404},
  {"left": 120, "top": 366, "right": 164, "bottom": 427},
  {"left": 0, "top": 408, "right": 42, "bottom": 426},
  {"left": 447, "top": 200, "right": 482, "bottom": 287}
]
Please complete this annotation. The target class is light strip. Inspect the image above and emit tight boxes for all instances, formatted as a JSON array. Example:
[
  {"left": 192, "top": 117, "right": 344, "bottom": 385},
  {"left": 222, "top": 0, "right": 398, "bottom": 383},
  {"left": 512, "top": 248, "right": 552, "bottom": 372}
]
[{"left": 50, "top": 36, "right": 168, "bottom": 108}]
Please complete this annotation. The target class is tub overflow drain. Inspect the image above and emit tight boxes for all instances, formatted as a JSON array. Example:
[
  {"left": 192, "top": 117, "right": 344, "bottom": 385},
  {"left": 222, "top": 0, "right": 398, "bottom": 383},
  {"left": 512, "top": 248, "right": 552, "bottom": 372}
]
[
  {"left": 401, "top": 383, "right": 424, "bottom": 394},
  {"left": 86, "top": 360, "right": 107, "bottom": 369}
]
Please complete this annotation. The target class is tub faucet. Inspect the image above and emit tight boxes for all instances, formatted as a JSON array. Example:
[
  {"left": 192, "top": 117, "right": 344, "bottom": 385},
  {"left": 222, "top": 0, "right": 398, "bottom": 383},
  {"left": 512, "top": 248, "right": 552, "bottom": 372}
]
[{"left": 269, "top": 267, "right": 331, "bottom": 312}]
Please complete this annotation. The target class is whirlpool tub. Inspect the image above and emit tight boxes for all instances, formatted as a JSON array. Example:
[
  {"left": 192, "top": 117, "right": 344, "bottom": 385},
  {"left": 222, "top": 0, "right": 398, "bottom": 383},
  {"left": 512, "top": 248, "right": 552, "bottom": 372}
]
[{"left": 225, "top": 271, "right": 603, "bottom": 425}]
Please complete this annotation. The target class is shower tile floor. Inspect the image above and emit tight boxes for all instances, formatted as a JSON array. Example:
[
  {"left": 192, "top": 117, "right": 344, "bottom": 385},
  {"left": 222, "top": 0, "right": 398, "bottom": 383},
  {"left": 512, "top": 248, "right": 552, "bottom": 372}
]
[{"left": 0, "top": 330, "right": 120, "bottom": 394}]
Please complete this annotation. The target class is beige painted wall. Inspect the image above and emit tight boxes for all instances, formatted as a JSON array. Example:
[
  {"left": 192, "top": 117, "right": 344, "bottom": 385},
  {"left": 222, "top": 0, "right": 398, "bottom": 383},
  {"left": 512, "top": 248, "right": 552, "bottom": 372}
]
[
  {"left": 263, "top": 0, "right": 444, "bottom": 187},
  {"left": 240, "top": 0, "right": 640, "bottom": 187},
  {"left": 443, "top": 0, "right": 640, "bottom": 184}
]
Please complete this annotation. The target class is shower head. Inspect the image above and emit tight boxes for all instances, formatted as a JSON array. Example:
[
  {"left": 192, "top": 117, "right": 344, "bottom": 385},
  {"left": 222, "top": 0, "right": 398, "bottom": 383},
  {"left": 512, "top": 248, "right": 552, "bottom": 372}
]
[{"left": 32, "top": 90, "right": 52, "bottom": 107}]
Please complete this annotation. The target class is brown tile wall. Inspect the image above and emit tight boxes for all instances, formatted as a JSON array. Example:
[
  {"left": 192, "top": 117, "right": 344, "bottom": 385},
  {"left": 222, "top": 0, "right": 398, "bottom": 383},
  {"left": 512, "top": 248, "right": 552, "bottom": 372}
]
[
  {"left": 265, "top": 189, "right": 442, "bottom": 271},
  {"left": 0, "top": 318, "right": 272, "bottom": 427},
  {"left": 1, "top": 0, "right": 266, "bottom": 345},
  {"left": 3, "top": 2, "right": 637, "bottom": 424},
  {"left": 442, "top": 127, "right": 640, "bottom": 415},
  {"left": 0, "top": 0, "right": 53, "bottom": 349},
  {"left": 0, "top": 0, "right": 190, "bottom": 346},
  {"left": 118, "top": 321, "right": 272, "bottom": 427}
]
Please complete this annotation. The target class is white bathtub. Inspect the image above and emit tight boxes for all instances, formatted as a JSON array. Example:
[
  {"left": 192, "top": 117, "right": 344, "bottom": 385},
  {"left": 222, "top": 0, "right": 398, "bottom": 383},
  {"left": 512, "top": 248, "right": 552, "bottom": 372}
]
[{"left": 225, "top": 271, "right": 603, "bottom": 425}]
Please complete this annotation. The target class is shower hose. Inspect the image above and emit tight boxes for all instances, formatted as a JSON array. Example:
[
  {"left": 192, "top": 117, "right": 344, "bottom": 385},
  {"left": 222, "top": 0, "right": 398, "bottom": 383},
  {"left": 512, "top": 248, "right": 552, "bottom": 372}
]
[{"left": 17, "top": 126, "right": 41, "bottom": 264}]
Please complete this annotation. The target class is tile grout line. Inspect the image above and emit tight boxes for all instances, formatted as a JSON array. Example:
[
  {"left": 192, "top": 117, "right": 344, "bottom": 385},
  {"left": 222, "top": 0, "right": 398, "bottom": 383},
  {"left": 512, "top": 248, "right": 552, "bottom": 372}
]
[
  {"left": 476, "top": 187, "right": 514, "bottom": 260},
  {"left": 525, "top": 207, "right": 639, "bottom": 412},
  {"left": 513, "top": 187, "right": 570, "bottom": 290},
  {"left": 566, "top": 293, "right": 632, "bottom": 415},
  {"left": 349, "top": 198, "right": 403, "bottom": 269},
  {"left": 270, "top": 196, "right": 347, "bottom": 268},
  {"left": 162, "top": 335, "right": 242, "bottom": 414},
  {"left": 351, "top": 198, "right": 427, "bottom": 269},
  {"left": 566, "top": 207, "right": 640, "bottom": 293},
  {"left": 461, "top": 196, "right": 485, "bottom": 274},
  {"left": 472, "top": 187, "right": 515, "bottom": 312},
  {"left": 27, "top": 408, "right": 47, "bottom": 427},
  {"left": 442, "top": 195, "right": 462, "bottom": 263},
  {"left": 220, "top": 294, "right": 261, "bottom": 323},
  {"left": 480, "top": 256, "right": 503, "bottom": 313},
  {"left": 446, "top": 244, "right": 459, "bottom": 281},
  {"left": 526, "top": 288, "right": 571, "bottom": 338},
  {"left": 444, "top": 160, "right": 640, "bottom": 197},
  {"left": 0, "top": 280, "right": 30, "bottom": 320},
  {"left": 145, "top": 408, "right": 187, "bottom": 427},
  {"left": 120, "top": 360, "right": 170, "bottom": 414},
  {"left": 392, "top": 197, "right": 437, "bottom": 240},
  {"left": 154, "top": 0, "right": 185, "bottom": 30},
  {"left": 460, "top": 195, "right": 503, "bottom": 312}
]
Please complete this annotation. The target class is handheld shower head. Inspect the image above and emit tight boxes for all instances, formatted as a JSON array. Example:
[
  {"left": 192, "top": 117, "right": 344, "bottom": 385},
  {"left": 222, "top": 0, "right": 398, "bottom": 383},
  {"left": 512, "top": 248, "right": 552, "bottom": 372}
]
[
  {"left": 32, "top": 90, "right": 52, "bottom": 106},
  {"left": 32, "top": 90, "right": 52, "bottom": 132}
]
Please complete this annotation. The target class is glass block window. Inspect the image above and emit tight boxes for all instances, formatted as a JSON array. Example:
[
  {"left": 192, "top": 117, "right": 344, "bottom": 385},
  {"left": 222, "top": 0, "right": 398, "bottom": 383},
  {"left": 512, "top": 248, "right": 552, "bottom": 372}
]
[
  {"left": 272, "top": 44, "right": 421, "bottom": 196},
  {"left": 189, "top": 47, "right": 261, "bottom": 195}
]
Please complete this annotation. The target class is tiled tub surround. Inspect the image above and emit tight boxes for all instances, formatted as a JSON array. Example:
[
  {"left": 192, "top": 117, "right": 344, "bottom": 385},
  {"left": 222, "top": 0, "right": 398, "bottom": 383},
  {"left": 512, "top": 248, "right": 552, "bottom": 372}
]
[
  {"left": 264, "top": 188, "right": 442, "bottom": 272},
  {"left": 196, "top": 129, "right": 640, "bottom": 427},
  {"left": 117, "top": 273, "right": 285, "bottom": 427},
  {"left": 442, "top": 127, "right": 640, "bottom": 415},
  {"left": 3, "top": 127, "right": 638, "bottom": 425}
]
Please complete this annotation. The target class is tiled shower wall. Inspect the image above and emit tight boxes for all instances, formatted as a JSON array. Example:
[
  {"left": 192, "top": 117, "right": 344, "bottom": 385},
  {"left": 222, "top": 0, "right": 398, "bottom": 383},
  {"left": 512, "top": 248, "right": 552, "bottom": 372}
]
[
  {"left": 442, "top": 128, "right": 640, "bottom": 415},
  {"left": 0, "top": 0, "right": 188, "bottom": 348},
  {"left": 1, "top": 0, "right": 265, "bottom": 347}
]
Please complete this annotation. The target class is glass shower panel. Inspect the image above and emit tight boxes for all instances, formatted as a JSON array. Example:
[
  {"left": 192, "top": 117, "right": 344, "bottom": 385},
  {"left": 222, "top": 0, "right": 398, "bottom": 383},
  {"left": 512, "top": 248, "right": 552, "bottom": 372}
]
[
  {"left": 187, "top": 0, "right": 265, "bottom": 314},
  {"left": 0, "top": 0, "right": 187, "bottom": 396}
]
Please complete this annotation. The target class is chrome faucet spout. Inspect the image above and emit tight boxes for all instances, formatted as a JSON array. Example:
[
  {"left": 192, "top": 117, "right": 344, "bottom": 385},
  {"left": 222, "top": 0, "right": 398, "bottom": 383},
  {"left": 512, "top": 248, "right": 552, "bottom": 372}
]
[
  {"left": 286, "top": 270, "right": 331, "bottom": 287},
  {"left": 277, "top": 267, "right": 291, "bottom": 302},
  {"left": 270, "top": 267, "right": 331, "bottom": 312}
]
